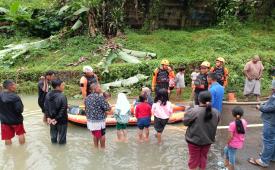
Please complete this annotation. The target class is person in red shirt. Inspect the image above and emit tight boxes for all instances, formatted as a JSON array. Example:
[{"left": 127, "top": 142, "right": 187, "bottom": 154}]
[{"left": 135, "top": 95, "right": 152, "bottom": 142}]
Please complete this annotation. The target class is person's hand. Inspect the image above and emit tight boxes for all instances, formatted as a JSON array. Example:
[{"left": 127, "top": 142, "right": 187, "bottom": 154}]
[
  {"left": 47, "top": 118, "right": 52, "bottom": 125},
  {"left": 247, "top": 77, "right": 253, "bottom": 81},
  {"left": 168, "top": 89, "right": 171, "bottom": 94},
  {"left": 40, "top": 76, "right": 45, "bottom": 80},
  {"left": 256, "top": 105, "right": 260, "bottom": 110},
  {"left": 256, "top": 77, "right": 261, "bottom": 80},
  {"left": 51, "top": 119, "right": 57, "bottom": 125}
]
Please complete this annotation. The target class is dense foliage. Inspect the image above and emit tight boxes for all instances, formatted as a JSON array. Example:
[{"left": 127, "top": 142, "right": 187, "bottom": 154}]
[{"left": 0, "top": 0, "right": 274, "bottom": 98}]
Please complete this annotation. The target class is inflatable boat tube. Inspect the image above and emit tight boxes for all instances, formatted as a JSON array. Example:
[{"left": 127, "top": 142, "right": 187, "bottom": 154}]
[{"left": 68, "top": 103, "right": 185, "bottom": 126}]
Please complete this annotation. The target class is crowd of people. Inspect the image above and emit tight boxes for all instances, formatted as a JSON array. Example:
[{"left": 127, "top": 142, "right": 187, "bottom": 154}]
[{"left": 0, "top": 55, "right": 274, "bottom": 170}]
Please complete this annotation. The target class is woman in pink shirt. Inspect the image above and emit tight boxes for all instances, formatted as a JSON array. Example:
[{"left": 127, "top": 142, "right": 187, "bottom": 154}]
[
  {"left": 152, "top": 89, "right": 173, "bottom": 144},
  {"left": 224, "top": 106, "right": 247, "bottom": 170}
]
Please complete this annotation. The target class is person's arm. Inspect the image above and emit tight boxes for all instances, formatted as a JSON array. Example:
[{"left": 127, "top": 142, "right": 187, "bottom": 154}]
[
  {"left": 209, "top": 88, "right": 216, "bottom": 107},
  {"left": 100, "top": 97, "right": 112, "bottom": 114},
  {"left": 134, "top": 105, "right": 139, "bottom": 118},
  {"left": 15, "top": 97, "right": 24, "bottom": 115},
  {"left": 168, "top": 102, "right": 173, "bottom": 115},
  {"left": 80, "top": 77, "right": 87, "bottom": 99},
  {"left": 44, "top": 94, "right": 50, "bottom": 118},
  {"left": 151, "top": 69, "right": 158, "bottom": 92},
  {"left": 183, "top": 107, "right": 197, "bottom": 126},
  {"left": 227, "top": 132, "right": 234, "bottom": 144},
  {"left": 243, "top": 63, "right": 252, "bottom": 80},
  {"left": 95, "top": 74, "right": 100, "bottom": 85},
  {"left": 227, "top": 123, "right": 235, "bottom": 144},
  {"left": 223, "top": 68, "right": 229, "bottom": 87},
  {"left": 210, "top": 67, "right": 214, "bottom": 73},
  {"left": 259, "top": 99, "right": 275, "bottom": 113},
  {"left": 55, "top": 95, "right": 67, "bottom": 122},
  {"left": 169, "top": 68, "right": 175, "bottom": 79},
  {"left": 257, "top": 63, "right": 264, "bottom": 80}
]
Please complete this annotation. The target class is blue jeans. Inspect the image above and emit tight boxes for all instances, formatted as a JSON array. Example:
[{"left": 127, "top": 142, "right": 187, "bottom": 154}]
[
  {"left": 260, "top": 121, "right": 275, "bottom": 165},
  {"left": 224, "top": 146, "right": 237, "bottom": 165}
]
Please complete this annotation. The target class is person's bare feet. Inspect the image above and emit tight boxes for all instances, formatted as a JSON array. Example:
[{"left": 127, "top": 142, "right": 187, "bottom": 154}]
[
  {"left": 224, "top": 159, "right": 229, "bottom": 167},
  {"left": 256, "top": 96, "right": 260, "bottom": 102},
  {"left": 244, "top": 97, "right": 249, "bottom": 102},
  {"left": 115, "top": 138, "right": 123, "bottom": 142},
  {"left": 144, "top": 138, "right": 149, "bottom": 142}
]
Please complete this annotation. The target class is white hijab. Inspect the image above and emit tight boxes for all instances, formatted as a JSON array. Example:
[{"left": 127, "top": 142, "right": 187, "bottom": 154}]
[{"left": 115, "top": 93, "right": 130, "bottom": 115}]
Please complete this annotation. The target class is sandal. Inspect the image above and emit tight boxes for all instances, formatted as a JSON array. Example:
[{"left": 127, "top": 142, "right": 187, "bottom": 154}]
[{"left": 248, "top": 158, "right": 268, "bottom": 168}]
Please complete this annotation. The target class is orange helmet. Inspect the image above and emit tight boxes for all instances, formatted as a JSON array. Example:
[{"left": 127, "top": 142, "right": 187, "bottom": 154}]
[
  {"left": 201, "top": 61, "right": 210, "bottom": 68},
  {"left": 161, "top": 59, "right": 169, "bottom": 66},
  {"left": 216, "top": 57, "right": 225, "bottom": 63}
]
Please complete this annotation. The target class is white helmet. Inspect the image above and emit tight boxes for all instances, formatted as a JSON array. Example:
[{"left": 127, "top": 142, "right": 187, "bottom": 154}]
[{"left": 83, "top": 66, "right": 93, "bottom": 73}]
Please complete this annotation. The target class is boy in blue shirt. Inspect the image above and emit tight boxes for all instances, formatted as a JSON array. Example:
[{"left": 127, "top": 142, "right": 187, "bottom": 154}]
[{"left": 207, "top": 72, "right": 225, "bottom": 113}]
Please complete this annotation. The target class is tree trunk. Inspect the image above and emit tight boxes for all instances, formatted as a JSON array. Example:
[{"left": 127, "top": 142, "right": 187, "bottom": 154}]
[{"left": 88, "top": 9, "right": 97, "bottom": 37}]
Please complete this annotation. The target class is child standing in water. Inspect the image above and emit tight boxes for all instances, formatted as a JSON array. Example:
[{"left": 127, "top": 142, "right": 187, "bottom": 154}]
[
  {"left": 135, "top": 95, "right": 152, "bottom": 142},
  {"left": 183, "top": 91, "right": 220, "bottom": 170},
  {"left": 175, "top": 67, "right": 186, "bottom": 99},
  {"left": 224, "top": 106, "right": 247, "bottom": 170},
  {"left": 152, "top": 88, "right": 173, "bottom": 144},
  {"left": 114, "top": 93, "right": 131, "bottom": 142}
]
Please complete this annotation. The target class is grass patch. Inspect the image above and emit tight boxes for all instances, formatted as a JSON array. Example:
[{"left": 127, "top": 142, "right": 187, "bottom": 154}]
[{"left": 0, "top": 23, "right": 274, "bottom": 99}]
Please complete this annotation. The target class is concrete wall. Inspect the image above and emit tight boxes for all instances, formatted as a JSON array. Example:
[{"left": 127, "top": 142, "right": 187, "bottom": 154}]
[{"left": 124, "top": 0, "right": 215, "bottom": 29}]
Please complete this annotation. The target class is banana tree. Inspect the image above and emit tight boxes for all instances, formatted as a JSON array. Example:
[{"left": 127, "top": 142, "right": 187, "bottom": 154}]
[
  {"left": 57, "top": 0, "right": 126, "bottom": 37},
  {"left": 0, "top": 1, "right": 32, "bottom": 31}
]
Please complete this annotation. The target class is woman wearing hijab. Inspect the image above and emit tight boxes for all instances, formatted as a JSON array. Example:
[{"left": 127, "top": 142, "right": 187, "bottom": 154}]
[{"left": 114, "top": 93, "right": 131, "bottom": 142}]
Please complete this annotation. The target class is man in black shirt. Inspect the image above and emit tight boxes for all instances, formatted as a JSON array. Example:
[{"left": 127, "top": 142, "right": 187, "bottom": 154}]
[
  {"left": 38, "top": 70, "right": 55, "bottom": 122},
  {"left": 44, "top": 79, "right": 68, "bottom": 144}
]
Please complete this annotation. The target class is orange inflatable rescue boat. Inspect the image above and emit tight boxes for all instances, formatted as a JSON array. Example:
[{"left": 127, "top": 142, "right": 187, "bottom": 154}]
[{"left": 68, "top": 103, "right": 185, "bottom": 126}]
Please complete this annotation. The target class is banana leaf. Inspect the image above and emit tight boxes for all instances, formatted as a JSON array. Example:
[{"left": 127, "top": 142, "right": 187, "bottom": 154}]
[
  {"left": 0, "top": 7, "right": 9, "bottom": 14},
  {"left": 71, "top": 19, "right": 83, "bottom": 31},
  {"left": 117, "top": 50, "right": 140, "bottom": 64},
  {"left": 122, "top": 49, "right": 156, "bottom": 58},
  {"left": 73, "top": 7, "right": 89, "bottom": 16},
  {"left": 97, "top": 52, "right": 118, "bottom": 74},
  {"left": 0, "top": 36, "right": 55, "bottom": 63},
  {"left": 58, "top": 5, "right": 70, "bottom": 16},
  {"left": 101, "top": 74, "right": 148, "bottom": 91}
]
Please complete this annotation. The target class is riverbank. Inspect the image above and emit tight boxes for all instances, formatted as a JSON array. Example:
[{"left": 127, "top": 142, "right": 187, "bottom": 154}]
[{"left": 0, "top": 24, "right": 274, "bottom": 98}]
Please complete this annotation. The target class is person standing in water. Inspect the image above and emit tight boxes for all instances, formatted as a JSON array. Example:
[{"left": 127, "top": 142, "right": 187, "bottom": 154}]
[
  {"left": 80, "top": 66, "right": 98, "bottom": 101},
  {"left": 210, "top": 57, "right": 229, "bottom": 87},
  {"left": 183, "top": 91, "right": 220, "bottom": 170},
  {"left": 152, "top": 59, "right": 175, "bottom": 95},
  {"left": 44, "top": 79, "right": 68, "bottom": 145},
  {"left": 0, "top": 80, "right": 25, "bottom": 145},
  {"left": 85, "top": 84, "right": 112, "bottom": 149},
  {"left": 152, "top": 88, "right": 173, "bottom": 144},
  {"left": 114, "top": 93, "right": 131, "bottom": 142},
  {"left": 243, "top": 55, "right": 264, "bottom": 102},
  {"left": 38, "top": 70, "right": 55, "bottom": 122},
  {"left": 135, "top": 95, "right": 152, "bottom": 142}
]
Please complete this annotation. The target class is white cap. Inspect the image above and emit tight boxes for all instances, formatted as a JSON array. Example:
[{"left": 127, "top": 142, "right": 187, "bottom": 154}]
[{"left": 83, "top": 66, "right": 93, "bottom": 73}]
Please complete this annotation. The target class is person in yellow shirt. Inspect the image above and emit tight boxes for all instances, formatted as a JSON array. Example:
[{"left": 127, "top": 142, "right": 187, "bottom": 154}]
[
  {"left": 152, "top": 59, "right": 175, "bottom": 95},
  {"left": 210, "top": 57, "right": 229, "bottom": 87}
]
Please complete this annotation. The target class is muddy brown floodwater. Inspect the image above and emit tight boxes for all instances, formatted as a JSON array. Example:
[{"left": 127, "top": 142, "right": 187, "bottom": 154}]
[{"left": 1, "top": 95, "right": 275, "bottom": 170}]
